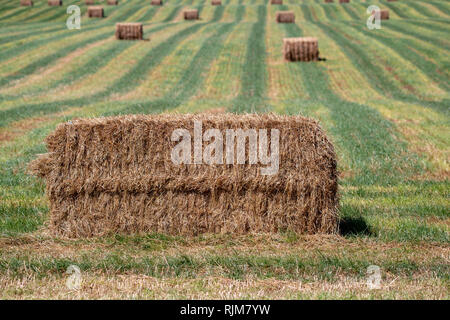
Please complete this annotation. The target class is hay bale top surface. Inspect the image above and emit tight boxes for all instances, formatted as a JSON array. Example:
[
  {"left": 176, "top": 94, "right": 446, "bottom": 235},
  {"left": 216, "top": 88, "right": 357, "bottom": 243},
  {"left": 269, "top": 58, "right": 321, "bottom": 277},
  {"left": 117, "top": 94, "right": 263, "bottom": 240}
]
[
  {"left": 184, "top": 9, "right": 199, "bottom": 13},
  {"left": 88, "top": 6, "right": 103, "bottom": 9}
]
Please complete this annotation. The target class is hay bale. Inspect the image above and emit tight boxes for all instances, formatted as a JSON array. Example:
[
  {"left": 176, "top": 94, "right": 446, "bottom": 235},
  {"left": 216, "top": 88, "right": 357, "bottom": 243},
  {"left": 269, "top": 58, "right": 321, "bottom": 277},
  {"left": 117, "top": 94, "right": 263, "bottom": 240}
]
[
  {"left": 29, "top": 114, "right": 339, "bottom": 238},
  {"left": 339, "top": 0, "right": 349, "bottom": 3},
  {"left": 107, "top": 0, "right": 118, "bottom": 5},
  {"left": 151, "top": 0, "right": 162, "bottom": 5},
  {"left": 85, "top": 0, "right": 94, "bottom": 4},
  {"left": 276, "top": 11, "right": 295, "bottom": 23},
  {"left": 88, "top": 6, "right": 104, "bottom": 18},
  {"left": 283, "top": 37, "right": 319, "bottom": 62},
  {"left": 324, "top": 0, "right": 334, "bottom": 3},
  {"left": 271, "top": 0, "right": 282, "bottom": 5},
  {"left": 380, "top": 9, "right": 389, "bottom": 20},
  {"left": 20, "top": 0, "right": 33, "bottom": 6},
  {"left": 115, "top": 23, "right": 143, "bottom": 40},
  {"left": 184, "top": 9, "right": 199, "bottom": 20},
  {"left": 48, "top": 0, "right": 62, "bottom": 6},
  {"left": 211, "top": 0, "right": 221, "bottom": 5}
]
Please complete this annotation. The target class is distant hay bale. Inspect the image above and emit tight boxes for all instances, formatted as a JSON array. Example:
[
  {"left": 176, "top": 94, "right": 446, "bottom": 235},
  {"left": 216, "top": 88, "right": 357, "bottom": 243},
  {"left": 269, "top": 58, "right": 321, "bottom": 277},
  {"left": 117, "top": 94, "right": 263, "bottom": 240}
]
[
  {"left": 48, "top": 0, "right": 62, "bottom": 6},
  {"left": 107, "top": 0, "right": 118, "bottom": 5},
  {"left": 339, "top": 0, "right": 349, "bottom": 3},
  {"left": 88, "top": 6, "right": 104, "bottom": 18},
  {"left": 115, "top": 23, "right": 143, "bottom": 40},
  {"left": 29, "top": 114, "right": 339, "bottom": 238},
  {"left": 184, "top": 9, "right": 199, "bottom": 20},
  {"left": 276, "top": 11, "right": 295, "bottom": 23},
  {"left": 271, "top": 0, "right": 282, "bottom": 5},
  {"left": 85, "top": 0, "right": 94, "bottom": 4},
  {"left": 283, "top": 37, "right": 319, "bottom": 62},
  {"left": 151, "top": 0, "right": 162, "bottom": 5},
  {"left": 211, "top": 0, "right": 221, "bottom": 5},
  {"left": 324, "top": 0, "right": 334, "bottom": 3},
  {"left": 20, "top": 0, "right": 33, "bottom": 6},
  {"left": 380, "top": 9, "right": 389, "bottom": 20}
]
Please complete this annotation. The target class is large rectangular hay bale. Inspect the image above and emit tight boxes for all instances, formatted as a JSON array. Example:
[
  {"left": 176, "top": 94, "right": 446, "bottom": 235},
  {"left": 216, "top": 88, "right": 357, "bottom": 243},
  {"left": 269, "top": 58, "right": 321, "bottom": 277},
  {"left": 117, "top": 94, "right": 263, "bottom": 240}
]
[
  {"left": 30, "top": 114, "right": 339, "bottom": 238},
  {"left": 276, "top": 11, "right": 295, "bottom": 23},
  {"left": 107, "top": 0, "right": 118, "bottom": 5},
  {"left": 48, "top": 0, "right": 62, "bottom": 6},
  {"left": 380, "top": 9, "right": 389, "bottom": 20},
  {"left": 271, "top": 0, "right": 282, "bottom": 5},
  {"left": 151, "top": 0, "right": 163, "bottom": 5},
  {"left": 115, "top": 23, "right": 143, "bottom": 40},
  {"left": 211, "top": 0, "right": 221, "bottom": 5},
  {"left": 88, "top": 6, "right": 104, "bottom": 18},
  {"left": 20, "top": 0, "right": 34, "bottom": 6},
  {"left": 184, "top": 9, "right": 199, "bottom": 20},
  {"left": 283, "top": 37, "right": 319, "bottom": 62}
]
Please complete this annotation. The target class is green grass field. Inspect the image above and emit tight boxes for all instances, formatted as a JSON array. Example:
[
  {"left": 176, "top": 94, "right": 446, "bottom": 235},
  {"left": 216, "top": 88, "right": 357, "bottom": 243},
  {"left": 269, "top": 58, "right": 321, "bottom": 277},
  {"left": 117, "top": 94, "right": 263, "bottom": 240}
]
[{"left": 0, "top": 0, "right": 448, "bottom": 299}]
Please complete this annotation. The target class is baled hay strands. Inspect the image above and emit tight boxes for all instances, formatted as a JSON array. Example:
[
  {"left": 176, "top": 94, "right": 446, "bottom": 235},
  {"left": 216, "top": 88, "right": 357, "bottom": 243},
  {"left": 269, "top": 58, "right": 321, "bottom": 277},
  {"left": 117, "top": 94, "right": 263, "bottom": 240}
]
[
  {"left": 283, "top": 37, "right": 319, "bottom": 62},
  {"left": 115, "top": 23, "right": 143, "bottom": 40},
  {"left": 29, "top": 114, "right": 339, "bottom": 238},
  {"left": 380, "top": 9, "right": 389, "bottom": 20},
  {"left": 85, "top": 0, "right": 94, "bottom": 4},
  {"left": 184, "top": 9, "right": 199, "bottom": 20},
  {"left": 88, "top": 6, "right": 104, "bottom": 18},
  {"left": 48, "top": 0, "right": 62, "bottom": 6},
  {"left": 276, "top": 11, "right": 295, "bottom": 23},
  {"left": 339, "top": 0, "right": 349, "bottom": 3},
  {"left": 30, "top": 114, "right": 338, "bottom": 237},
  {"left": 151, "top": 0, "right": 163, "bottom": 5},
  {"left": 20, "top": 0, "right": 33, "bottom": 6},
  {"left": 271, "top": 0, "right": 282, "bottom": 5},
  {"left": 211, "top": 0, "right": 221, "bottom": 5},
  {"left": 107, "top": 0, "right": 118, "bottom": 5}
]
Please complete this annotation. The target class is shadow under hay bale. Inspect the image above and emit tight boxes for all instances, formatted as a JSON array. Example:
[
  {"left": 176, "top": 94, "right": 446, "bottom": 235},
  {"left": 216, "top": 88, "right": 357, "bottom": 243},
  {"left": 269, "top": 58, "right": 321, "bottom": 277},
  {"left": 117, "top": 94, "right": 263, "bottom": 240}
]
[
  {"left": 107, "top": 0, "right": 118, "bottom": 5},
  {"left": 88, "top": 6, "right": 104, "bottom": 18},
  {"left": 211, "top": 0, "right": 221, "bottom": 5},
  {"left": 115, "top": 23, "right": 143, "bottom": 40},
  {"left": 20, "top": 0, "right": 33, "bottom": 6},
  {"left": 184, "top": 9, "right": 199, "bottom": 20},
  {"left": 283, "top": 37, "right": 322, "bottom": 62},
  {"left": 29, "top": 114, "right": 339, "bottom": 238},
  {"left": 380, "top": 9, "right": 389, "bottom": 20},
  {"left": 271, "top": 0, "right": 282, "bottom": 5},
  {"left": 151, "top": 0, "right": 163, "bottom": 5},
  {"left": 48, "top": 0, "right": 62, "bottom": 6},
  {"left": 276, "top": 11, "right": 295, "bottom": 23}
]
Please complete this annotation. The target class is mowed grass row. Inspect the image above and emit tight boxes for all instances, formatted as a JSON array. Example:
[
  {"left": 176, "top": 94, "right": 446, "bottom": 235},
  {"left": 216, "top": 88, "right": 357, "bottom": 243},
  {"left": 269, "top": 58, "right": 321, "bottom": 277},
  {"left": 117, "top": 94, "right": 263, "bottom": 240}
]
[{"left": 0, "top": 0, "right": 448, "bottom": 299}]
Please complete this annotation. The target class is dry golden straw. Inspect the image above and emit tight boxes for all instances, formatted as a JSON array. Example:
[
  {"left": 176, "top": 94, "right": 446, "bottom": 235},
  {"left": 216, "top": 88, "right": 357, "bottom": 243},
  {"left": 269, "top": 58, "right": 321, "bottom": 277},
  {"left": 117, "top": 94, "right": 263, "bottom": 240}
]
[
  {"left": 30, "top": 114, "right": 339, "bottom": 238},
  {"left": 115, "top": 23, "right": 143, "bottom": 40}
]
